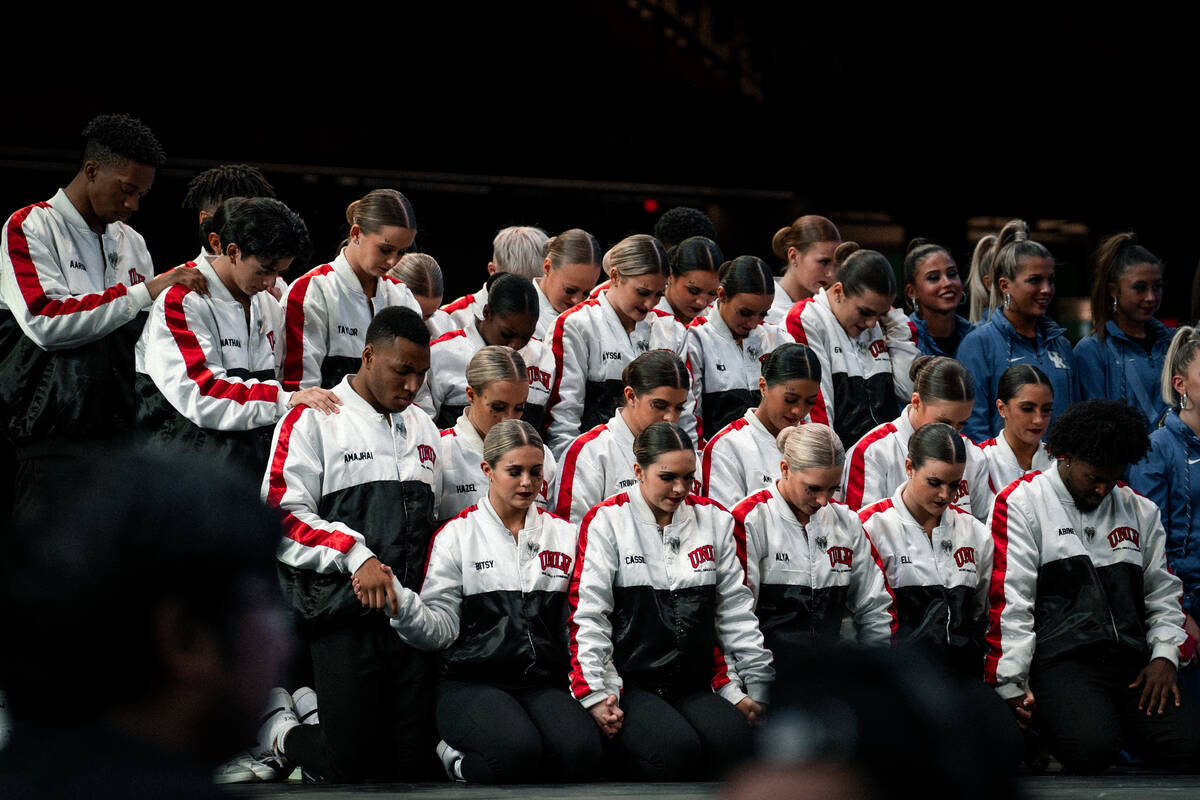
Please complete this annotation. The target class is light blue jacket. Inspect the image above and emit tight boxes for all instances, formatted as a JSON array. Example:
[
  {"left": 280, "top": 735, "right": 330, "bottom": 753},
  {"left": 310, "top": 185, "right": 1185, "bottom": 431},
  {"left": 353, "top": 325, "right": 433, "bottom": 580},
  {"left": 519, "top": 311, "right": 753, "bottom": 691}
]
[
  {"left": 908, "top": 312, "right": 973, "bottom": 359},
  {"left": 1074, "top": 319, "right": 1172, "bottom": 429},
  {"left": 957, "top": 312, "right": 1077, "bottom": 443},
  {"left": 1129, "top": 409, "right": 1200, "bottom": 617}
]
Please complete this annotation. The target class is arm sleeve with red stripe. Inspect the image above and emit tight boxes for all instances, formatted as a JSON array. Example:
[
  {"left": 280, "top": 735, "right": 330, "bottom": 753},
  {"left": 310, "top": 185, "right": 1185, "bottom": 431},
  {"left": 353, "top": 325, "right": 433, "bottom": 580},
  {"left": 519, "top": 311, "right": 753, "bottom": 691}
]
[
  {"left": 785, "top": 303, "right": 835, "bottom": 430},
  {"left": 686, "top": 327, "right": 706, "bottom": 442},
  {"left": 142, "top": 287, "right": 289, "bottom": 431},
  {"left": 711, "top": 505, "right": 774, "bottom": 705},
  {"left": 733, "top": 499, "right": 767, "bottom": 605},
  {"left": 703, "top": 432, "right": 748, "bottom": 510},
  {"left": 883, "top": 308, "right": 920, "bottom": 401},
  {"left": 566, "top": 508, "right": 624, "bottom": 708},
  {"left": 0, "top": 204, "right": 153, "bottom": 349},
  {"left": 267, "top": 410, "right": 377, "bottom": 575},
  {"left": 983, "top": 486, "right": 1040, "bottom": 698},
  {"left": 551, "top": 433, "right": 606, "bottom": 522},
  {"left": 842, "top": 433, "right": 888, "bottom": 511},
  {"left": 545, "top": 311, "right": 589, "bottom": 459},
  {"left": 387, "top": 525, "right": 464, "bottom": 651},
  {"left": 281, "top": 277, "right": 328, "bottom": 391},
  {"left": 848, "top": 513, "right": 898, "bottom": 646}
]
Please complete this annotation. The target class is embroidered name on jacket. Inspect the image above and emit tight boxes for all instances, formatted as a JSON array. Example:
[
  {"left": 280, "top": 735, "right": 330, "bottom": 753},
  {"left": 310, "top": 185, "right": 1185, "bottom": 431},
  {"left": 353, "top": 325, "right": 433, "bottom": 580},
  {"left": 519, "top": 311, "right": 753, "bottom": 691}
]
[
  {"left": 220, "top": 337, "right": 242, "bottom": 348},
  {"left": 474, "top": 560, "right": 494, "bottom": 571},
  {"left": 69, "top": 260, "right": 87, "bottom": 270},
  {"left": 828, "top": 546, "right": 853, "bottom": 569},
  {"left": 1108, "top": 527, "right": 1140, "bottom": 550},
  {"left": 539, "top": 550, "right": 572, "bottom": 574},
  {"left": 456, "top": 483, "right": 476, "bottom": 494},
  {"left": 602, "top": 351, "right": 621, "bottom": 360},
  {"left": 688, "top": 545, "right": 716, "bottom": 569},
  {"left": 344, "top": 451, "right": 374, "bottom": 463},
  {"left": 337, "top": 324, "right": 359, "bottom": 336}
]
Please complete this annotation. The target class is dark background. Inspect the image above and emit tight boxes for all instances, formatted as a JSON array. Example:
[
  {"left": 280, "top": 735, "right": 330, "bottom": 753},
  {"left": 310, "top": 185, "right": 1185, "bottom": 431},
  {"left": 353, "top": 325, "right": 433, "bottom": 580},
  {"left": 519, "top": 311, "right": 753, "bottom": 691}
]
[{"left": 2, "top": 4, "right": 1193, "bottom": 331}]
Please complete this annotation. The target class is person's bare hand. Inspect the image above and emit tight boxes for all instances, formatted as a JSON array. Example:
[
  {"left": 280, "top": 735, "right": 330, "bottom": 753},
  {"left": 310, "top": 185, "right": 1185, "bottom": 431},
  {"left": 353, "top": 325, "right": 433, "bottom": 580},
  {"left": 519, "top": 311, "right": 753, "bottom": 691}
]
[
  {"left": 148, "top": 264, "right": 209, "bottom": 299},
  {"left": 290, "top": 387, "right": 343, "bottom": 414},
  {"left": 353, "top": 557, "right": 398, "bottom": 615},
  {"left": 736, "top": 697, "right": 765, "bottom": 727},
  {"left": 588, "top": 694, "right": 623, "bottom": 739},
  {"left": 1006, "top": 689, "right": 1036, "bottom": 729},
  {"left": 1129, "top": 657, "right": 1180, "bottom": 716}
]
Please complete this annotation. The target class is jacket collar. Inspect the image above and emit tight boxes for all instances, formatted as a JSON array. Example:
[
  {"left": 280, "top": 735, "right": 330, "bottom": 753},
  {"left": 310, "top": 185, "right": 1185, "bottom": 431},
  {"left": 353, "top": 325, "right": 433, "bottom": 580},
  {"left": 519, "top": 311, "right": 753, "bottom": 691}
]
[
  {"left": 452, "top": 410, "right": 485, "bottom": 452},
  {"left": 335, "top": 373, "right": 410, "bottom": 425},
  {"left": 628, "top": 478, "right": 696, "bottom": 530},
  {"left": 331, "top": 249, "right": 384, "bottom": 301},
  {"left": 1165, "top": 409, "right": 1200, "bottom": 452},
  {"left": 478, "top": 492, "right": 539, "bottom": 535},
  {"left": 989, "top": 308, "right": 1065, "bottom": 346},
  {"left": 1103, "top": 318, "right": 1172, "bottom": 350},
  {"left": 50, "top": 188, "right": 113, "bottom": 238},
  {"left": 609, "top": 409, "right": 635, "bottom": 449}
]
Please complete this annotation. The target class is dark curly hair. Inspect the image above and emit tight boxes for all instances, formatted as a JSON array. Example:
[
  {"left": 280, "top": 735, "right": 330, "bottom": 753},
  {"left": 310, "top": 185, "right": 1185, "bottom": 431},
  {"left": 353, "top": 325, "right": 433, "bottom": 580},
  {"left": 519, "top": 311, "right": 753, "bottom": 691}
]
[
  {"left": 1044, "top": 399, "right": 1149, "bottom": 468},
  {"left": 81, "top": 114, "right": 166, "bottom": 169},
  {"left": 211, "top": 197, "right": 312, "bottom": 268},
  {"left": 654, "top": 206, "right": 717, "bottom": 251},
  {"left": 182, "top": 164, "right": 275, "bottom": 214}
]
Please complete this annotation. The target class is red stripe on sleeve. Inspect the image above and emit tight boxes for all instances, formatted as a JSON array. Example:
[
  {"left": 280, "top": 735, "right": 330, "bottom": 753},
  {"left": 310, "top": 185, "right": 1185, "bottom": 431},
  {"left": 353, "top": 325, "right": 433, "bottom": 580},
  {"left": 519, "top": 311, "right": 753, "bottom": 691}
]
[
  {"left": 710, "top": 646, "right": 731, "bottom": 691},
  {"left": 983, "top": 473, "right": 1037, "bottom": 684},
  {"left": 282, "top": 264, "right": 334, "bottom": 391},
  {"left": 164, "top": 285, "right": 278, "bottom": 405},
  {"left": 701, "top": 417, "right": 749, "bottom": 497},
  {"left": 8, "top": 202, "right": 132, "bottom": 317},
  {"left": 543, "top": 300, "right": 595, "bottom": 436},
  {"left": 567, "top": 493, "right": 630, "bottom": 700},
  {"left": 421, "top": 505, "right": 477, "bottom": 588},
  {"left": 863, "top": 530, "right": 899, "bottom": 643},
  {"left": 785, "top": 299, "right": 829, "bottom": 425},
  {"left": 844, "top": 423, "right": 896, "bottom": 510},
  {"left": 439, "top": 293, "right": 475, "bottom": 314},
  {"left": 554, "top": 424, "right": 607, "bottom": 519}
]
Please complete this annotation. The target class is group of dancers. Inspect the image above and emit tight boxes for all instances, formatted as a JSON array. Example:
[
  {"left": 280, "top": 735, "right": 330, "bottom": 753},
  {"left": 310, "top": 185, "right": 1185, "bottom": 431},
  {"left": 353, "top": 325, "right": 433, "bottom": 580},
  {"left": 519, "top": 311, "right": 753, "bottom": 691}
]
[{"left": 3, "top": 114, "right": 1199, "bottom": 785}]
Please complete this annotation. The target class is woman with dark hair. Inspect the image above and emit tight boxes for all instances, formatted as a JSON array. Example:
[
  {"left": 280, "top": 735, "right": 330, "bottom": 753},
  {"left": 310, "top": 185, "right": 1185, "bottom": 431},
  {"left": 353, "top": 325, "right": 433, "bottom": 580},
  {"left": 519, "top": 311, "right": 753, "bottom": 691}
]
[
  {"left": 417, "top": 271, "right": 555, "bottom": 431},
  {"left": 1074, "top": 232, "right": 1171, "bottom": 429},
  {"left": 977, "top": 365, "right": 1056, "bottom": 493},
  {"left": 281, "top": 188, "right": 423, "bottom": 390},
  {"left": 568, "top": 422, "right": 772, "bottom": 780},
  {"left": 904, "top": 239, "right": 973, "bottom": 358},
  {"left": 545, "top": 235, "right": 691, "bottom": 457},
  {"left": 358, "top": 420, "right": 602, "bottom": 784},
  {"left": 135, "top": 197, "right": 340, "bottom": 475},
  {"left": 586, "top": 236, "right": 723, "bottom": 324},
  {"left": 550, "top": 350, "right": 690, "bottom": 522},
  {"left": 767, "top": 214, "right": 841, "bottom": 325},
  {"left": 842, "top": 356, "right": 993, "bottom": 521},
  {"left": 858, "top": 422, "right": 992, "bottom": 675},
  {"left": 731, "top": 422, "right": 895, "bottom": 673},
  {"left": 687, "top": 255, "right": 794, "bottom": 442},
  {"left": 986, "top": 399, "right": 1199, "bottom": 774},
  {"left": 701, "top": 342, "right": 820, "bottom": 509},
  {"left": 785, "top": 243, "right": 920, "bottom": 449},
  {"left": 957, "top": 220, "right": 1076, "bottom": 443}
]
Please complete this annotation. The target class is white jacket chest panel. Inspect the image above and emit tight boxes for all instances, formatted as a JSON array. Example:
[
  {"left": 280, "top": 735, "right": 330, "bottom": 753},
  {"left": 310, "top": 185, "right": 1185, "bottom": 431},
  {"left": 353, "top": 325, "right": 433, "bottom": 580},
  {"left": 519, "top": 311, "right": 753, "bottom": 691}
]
[
  {"left": 751, "top": 499, "right": 867, "bottom": 590},
  {"left": 312, "top": 403, "right": 441, "bottom": 494},
  {"left": 688, "top": 316, "right": 793, "bottom": 391},
  {"left": 448, "top": 510, "right": 579, "bottom": 597},
  {"left": 600, "top": 500, "right": 724, "bottom": 592},
  {"left": 863, "top": 501, "right": 988, "bottom": 590},
  {"left": 569, "top": 297, "right": 687, "bottom": 381},
  {"left": 1015, "top": 478, "right": 1153, "bottom": 570},
  {"left": 438, "top": 423, "right": 556, "bottom": 521}
]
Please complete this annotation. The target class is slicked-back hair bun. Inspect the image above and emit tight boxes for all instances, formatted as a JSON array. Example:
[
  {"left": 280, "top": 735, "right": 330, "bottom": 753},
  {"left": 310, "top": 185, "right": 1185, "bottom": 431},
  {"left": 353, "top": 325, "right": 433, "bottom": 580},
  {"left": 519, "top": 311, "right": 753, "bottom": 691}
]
[
  {"left": 633, "top": 421, "right": 694, "bottom": 468},
  {"left": 777, "top": 422, "right": 845, "bottom": 471}
]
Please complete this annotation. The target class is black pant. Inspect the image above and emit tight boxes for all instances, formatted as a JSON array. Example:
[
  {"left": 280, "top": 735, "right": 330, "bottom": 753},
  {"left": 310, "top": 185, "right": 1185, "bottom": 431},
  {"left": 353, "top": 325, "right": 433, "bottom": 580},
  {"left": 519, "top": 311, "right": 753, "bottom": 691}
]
[
  {"left": 283, "top": 626, "right": 439, "bottom": 782},
  {"left": 1030, "top": 655, "right": 1200, "bottom": 774},
  {"left": 612, "top": 686, "right": 754, "bottom": 781},
  {"left": 436, "top": 680, "right": 602, "bottom": 783}
]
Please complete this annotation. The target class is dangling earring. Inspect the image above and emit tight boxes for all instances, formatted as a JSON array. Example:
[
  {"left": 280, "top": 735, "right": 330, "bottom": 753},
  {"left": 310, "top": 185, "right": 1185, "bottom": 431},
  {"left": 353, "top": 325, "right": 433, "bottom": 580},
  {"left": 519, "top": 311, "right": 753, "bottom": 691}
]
[
  {"left": 1183, "top": 392, "right": 1189, "bottom": 411},
  {"left": 1111, "top": 296, "right": 1118, "bottom": 314},
  {"left": 1003, "top": 293, "right": 1011, "bottom": 310}
]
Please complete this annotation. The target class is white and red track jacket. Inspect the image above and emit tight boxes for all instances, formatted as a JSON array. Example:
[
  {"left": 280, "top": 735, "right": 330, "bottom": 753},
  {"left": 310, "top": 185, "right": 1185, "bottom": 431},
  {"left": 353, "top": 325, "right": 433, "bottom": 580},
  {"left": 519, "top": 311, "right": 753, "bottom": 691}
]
[
  {"left": 731, "top": 488, "right": 895, "bottom": 665},
  {"left": 842, "top": 405, "right": 994, "bottom": 521},
  {"left": 135, "top": 256, "right": 290, "bottom": 432},
  {"left": 425, "top": 307, "right": 456, "bottom": 341},
  {"left": 386, "top": 496, "right": 580, "bottom": 686},
  {"left": 567, "top": 489, "right": 773, "bottom": 709},
  {"left": 764, "top": 278, "right": 797, "bottom": 327},
  {"left": 549, "top": 410, "right": 639, "bottom": 523},
  {"left": 701, "top": 409, "right": 785, "bottom": 510},
  {"left": 437, "top": 411, "right": 557, "bottom": 522},
  {"left": 0, "top": 190, "right": 156, "bottom": 444},
  {"left": 532, "top": 277, "right": 559, "bottom": 342},
  {"left": 280, "top": 249, "right": 421, "bottom": 390},
  {"left": 686, "top": 310, "right": 794, "bottom": 444},
  {"left": 785, "top": 289, "right": 917, "bottom": 449},
  {"left": 858, "top": 486, "right": 992, "bottom": 673},
  {"left": 264, "top": 374, "right": 442, "bottom": 630},
  {"left": 545, "top": 290, "right": 692, "bottom": 458},
  {"left": 440, "top": 282, "right": 487, "bottom": 331},
  {"left": 415, "top": 322, "right": 555, "bottom": 431},
  {"left": 977, "top": 434, "right": 1056, "bottom": 495},
  {"left": 984, "top": 468, "right": 1186, "bottom": 699}
]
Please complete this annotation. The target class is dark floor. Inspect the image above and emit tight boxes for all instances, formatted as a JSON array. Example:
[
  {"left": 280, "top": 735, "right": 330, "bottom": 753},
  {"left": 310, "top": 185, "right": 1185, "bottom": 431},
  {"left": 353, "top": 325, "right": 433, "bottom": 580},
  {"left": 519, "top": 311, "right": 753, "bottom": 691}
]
[{"left": 225, "top": 772, "right": 1200, "bottom": 799}]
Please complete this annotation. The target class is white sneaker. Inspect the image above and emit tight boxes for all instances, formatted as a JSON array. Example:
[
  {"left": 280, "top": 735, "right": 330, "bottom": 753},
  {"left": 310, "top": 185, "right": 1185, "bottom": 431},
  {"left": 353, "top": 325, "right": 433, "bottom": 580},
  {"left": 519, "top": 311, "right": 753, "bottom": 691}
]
[
  {"left": 214, "top": 751, "right": 277, "bottom": 783},
  {"left": 252, "top": 687, "right": 300, "bottom": 768},
  {"left": 436, "top": 739, "right": 466, "bottom": 782},
  {"left": 292, "top": 686, "right": 319, "bottom": 726}
]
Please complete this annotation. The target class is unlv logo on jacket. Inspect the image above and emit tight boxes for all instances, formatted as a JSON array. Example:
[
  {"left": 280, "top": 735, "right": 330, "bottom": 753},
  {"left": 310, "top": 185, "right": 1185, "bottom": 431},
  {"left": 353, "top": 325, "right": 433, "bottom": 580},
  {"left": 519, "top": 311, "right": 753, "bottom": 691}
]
[
  {"left": 416, "top": 444, "right": 437, "bottom": 466},
  {"left": 528, "top": 366, "right": 552, "bottom": 390},
  {"left": 539, "top": 550, "right": 572, "bottom": 574},
  {"left": 953, "top": 547, "right": 977, "bottom": 568},
  {"left": 688, "top": 545, "right": 715, "bottom": 569},
  {"left": 828, "top": 546, "right": 853, "bottom": 569},
  {"left": 868, "top": 340, "right": 887, "bottom": 358},
  {"left": 127, "top": 268, "right": 145, "bottom": 285},
  {"left": 1107, "top": 527, "right": 1140, "bottom": 549},
  {"left": 951, "top": 480, "right": 969, "bottom": 504},
  {"left": 266, "top": 330, "right": 277, "bottom": 350}
]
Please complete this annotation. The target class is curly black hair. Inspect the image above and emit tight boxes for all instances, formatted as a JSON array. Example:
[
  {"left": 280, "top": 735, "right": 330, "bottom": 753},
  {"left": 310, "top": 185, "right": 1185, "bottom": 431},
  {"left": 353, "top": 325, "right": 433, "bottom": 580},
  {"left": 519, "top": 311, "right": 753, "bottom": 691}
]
[
  {"left": 182, "top": 164, "right": 275, "bottom": 213},
  {"left": 1044, "top": 399, "right": 1149, "bottom": 468},
  {"left": 653, "top": 206, "right": 717, "bottom": 251},
  {"left": 81, "top": 114, "right": 166, "bottom": 169},
  {"left": 211, "top": 197, "right": 312, "bottom": 267},
  {"left": 366, "top": 305, "right": 430, "bottom": 349}
]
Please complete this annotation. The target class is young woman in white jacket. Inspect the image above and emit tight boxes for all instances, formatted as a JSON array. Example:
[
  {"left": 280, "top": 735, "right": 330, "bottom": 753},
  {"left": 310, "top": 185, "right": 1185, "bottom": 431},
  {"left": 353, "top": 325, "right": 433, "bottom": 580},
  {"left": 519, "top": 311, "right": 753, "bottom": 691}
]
[
  {"left": 545, "top": 234, "right": 692, "bottom": 458},
  {"left": 567, "top": 422, "right": 771, "bottom": 780},
  {"left": 358, "top": 420, "right": 601, "bottom": 784},
  {"left": 977, "top": 364, "right": 1056, "bottom": 494}
]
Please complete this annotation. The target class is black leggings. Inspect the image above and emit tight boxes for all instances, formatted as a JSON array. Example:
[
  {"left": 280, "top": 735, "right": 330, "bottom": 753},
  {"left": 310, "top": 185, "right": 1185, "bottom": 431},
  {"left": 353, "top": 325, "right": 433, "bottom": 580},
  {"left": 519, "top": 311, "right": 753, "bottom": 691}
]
[
  {"left": 435, "top": 680, "right": 603, "bottom": 783},
  {"left": 1030, "top": 655, "right": 1200, "bottom": 774},
  {"left": 611, "top": 686, "right": 754, "bottom": 781}
]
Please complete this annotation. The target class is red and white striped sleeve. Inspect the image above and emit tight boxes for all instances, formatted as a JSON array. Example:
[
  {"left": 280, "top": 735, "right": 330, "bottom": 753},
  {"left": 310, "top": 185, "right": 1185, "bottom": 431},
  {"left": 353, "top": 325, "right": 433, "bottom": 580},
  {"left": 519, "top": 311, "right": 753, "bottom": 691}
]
[{"left": 983, "top": 475, "right": 1041, "bottom": 698}]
